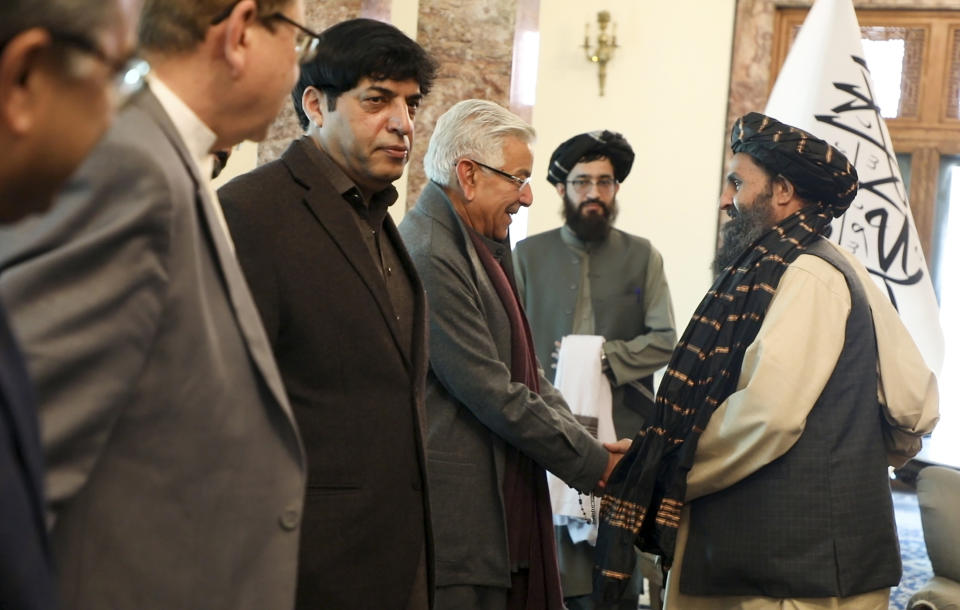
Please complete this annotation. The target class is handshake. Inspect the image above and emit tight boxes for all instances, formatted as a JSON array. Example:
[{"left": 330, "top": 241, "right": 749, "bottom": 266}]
[{"left": 598, "top": 438, "right": 633, "bottom": 492}]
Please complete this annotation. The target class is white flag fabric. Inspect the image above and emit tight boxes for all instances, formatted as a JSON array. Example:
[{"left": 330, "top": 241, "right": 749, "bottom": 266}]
[{"left": 765, "top": 0, "right": 944, "bottom": 374}]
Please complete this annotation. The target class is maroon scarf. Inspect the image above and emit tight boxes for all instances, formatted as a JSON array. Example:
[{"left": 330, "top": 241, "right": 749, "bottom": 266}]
[{"left": 466, "top": 229, "right": 563, "bottom": 610}]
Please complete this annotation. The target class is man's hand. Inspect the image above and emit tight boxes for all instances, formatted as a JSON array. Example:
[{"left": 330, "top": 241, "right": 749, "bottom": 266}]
[
  {"left": 597, "top": 438, "right": 633, "bottom": 490},
  {"left": 604, "top": 439, "right": 633, "bottom": 454}
]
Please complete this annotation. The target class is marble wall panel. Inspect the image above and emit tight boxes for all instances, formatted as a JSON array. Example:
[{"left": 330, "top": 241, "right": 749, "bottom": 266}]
[{"left": 406, "top": 0, "right": 521, "bottom": 205}]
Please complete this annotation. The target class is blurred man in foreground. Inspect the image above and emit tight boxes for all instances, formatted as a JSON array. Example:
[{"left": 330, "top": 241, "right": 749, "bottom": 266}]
[
  {"left": 0, "top": 1, "right": 311, "bottom": 607},
  {"left": 0, "top": 0, "right": 139, "bottom": 606}
]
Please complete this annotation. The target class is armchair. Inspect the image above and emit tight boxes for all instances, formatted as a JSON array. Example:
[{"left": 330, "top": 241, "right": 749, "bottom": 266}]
[{"left": 908, "top": 466, "right": 960, "bottom": 609}]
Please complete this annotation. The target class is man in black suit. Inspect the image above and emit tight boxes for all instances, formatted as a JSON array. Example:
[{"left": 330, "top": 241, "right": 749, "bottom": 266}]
[
  {"left": 0, "top": 0, "right": 139, "bottom": 607},
  {"left": 218, "top": 18, "right": 438, "bottom": 610}
]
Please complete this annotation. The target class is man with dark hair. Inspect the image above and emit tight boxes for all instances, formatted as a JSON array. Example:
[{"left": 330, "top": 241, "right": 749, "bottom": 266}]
[
  {"left": 0, "top": 1, "right": 311, "bottom": 608},
  {"left": 218, "top": 17, "right": 437, "bottom": 610},
  {"left": 0, "top": 1, "right": 140, "bottom": 607},
  {"left": 290, "top": 17, "right": 436, "bottom": 129},
  {"left": 594, "top": 113, "right": 939, "bottom": 609},
  {"left": 514, "top": 130, "right": 677, "bottom": 609}
]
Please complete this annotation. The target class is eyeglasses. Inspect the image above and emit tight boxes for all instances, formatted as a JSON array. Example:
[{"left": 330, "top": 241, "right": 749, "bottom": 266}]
[
  {"left": 266, "top": 13, "right": 322, "bottom": 64},
  {"left": 566, "top": 177, "right": 617, "bottom": 194},
  {"left": 471, "top": 159, "right": 532, "bottom": 191},
  {"left": 50, "top": 31, "right": 149, "bottom": 107},
  {"left": 211, "top": 1, "right": 321, "bottom": 64}
]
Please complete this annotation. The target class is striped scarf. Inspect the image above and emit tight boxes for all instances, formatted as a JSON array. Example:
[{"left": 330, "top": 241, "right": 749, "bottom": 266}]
[{"left": 592, "top": 204, "right": 835, "bottom": 601}]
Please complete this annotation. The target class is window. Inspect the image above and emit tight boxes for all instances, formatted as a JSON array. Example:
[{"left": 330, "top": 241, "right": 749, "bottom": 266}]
[
  {"left": 772, "top": 9, "right": 960, "bottom": 275},
  {"left": 771, "top": 8, "right": 957, "bottom": 446}
]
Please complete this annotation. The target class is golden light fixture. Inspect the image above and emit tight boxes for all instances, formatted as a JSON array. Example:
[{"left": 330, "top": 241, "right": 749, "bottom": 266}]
[{"left": 582, "top": 10, "right": 618, "bottom": 96}]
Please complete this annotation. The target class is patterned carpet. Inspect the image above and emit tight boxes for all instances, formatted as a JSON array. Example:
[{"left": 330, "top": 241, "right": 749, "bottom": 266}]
[{"left": 891, "top": 489, "right": 933, "bottom": 610}]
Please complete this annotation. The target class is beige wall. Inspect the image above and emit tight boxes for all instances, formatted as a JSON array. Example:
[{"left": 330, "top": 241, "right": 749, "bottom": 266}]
[
  {"left": 216, "top": 0, "right": 738, "bottom": 325},
  {"left": 527, "top": 1, "right": 736, "bottom": 324}
]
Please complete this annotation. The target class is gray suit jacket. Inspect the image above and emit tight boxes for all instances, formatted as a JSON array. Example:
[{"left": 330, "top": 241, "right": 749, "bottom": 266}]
[
  {"left": 398, "top": 181, "right": 608, "bottom": 589},
  {"left": 0, "top": 88, "right": 306, "bottom": 610}
]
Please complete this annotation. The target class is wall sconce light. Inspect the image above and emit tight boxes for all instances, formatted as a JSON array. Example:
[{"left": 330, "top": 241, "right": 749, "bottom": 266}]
[{"left": 582, "top": 10, "right": 618, "bottom": 96}]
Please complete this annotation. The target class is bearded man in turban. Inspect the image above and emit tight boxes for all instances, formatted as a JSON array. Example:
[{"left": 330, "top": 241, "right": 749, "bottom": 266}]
[
  {"left": 593, "top": 112, "right": 939, "bottom": 609},
  {"left": 514, "top": 130, "right": 677, "bottom": 609}
]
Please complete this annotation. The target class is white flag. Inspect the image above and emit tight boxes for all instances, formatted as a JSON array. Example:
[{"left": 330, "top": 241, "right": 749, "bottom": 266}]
[{"left": 765, "top": 0, "right": 944, "bottom": 374}]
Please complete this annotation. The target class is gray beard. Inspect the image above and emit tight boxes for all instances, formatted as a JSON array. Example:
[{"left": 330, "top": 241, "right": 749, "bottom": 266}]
[
  {"left": 712, "top": 191, "right": 776, "bottom": 277},
  {"left": 563, "top": 194, "right": 618, "bottom": 242}
]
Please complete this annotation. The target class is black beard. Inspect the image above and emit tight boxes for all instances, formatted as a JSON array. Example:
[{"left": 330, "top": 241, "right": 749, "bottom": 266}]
[
  {"left": 563, "top": 193, "right": 618, "bottom": 242},
  {"left": 712, "top": 189, "right": 776, "bottom": 277}
]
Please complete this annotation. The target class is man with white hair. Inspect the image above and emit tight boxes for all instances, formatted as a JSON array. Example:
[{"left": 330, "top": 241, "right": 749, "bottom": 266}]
[{"left": 399, "top": 99, "right": 629, "bottom": 610}]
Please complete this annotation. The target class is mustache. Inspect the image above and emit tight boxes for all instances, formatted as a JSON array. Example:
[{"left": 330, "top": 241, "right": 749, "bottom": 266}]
[{"left": 579, "top": 199, "right": 608, "bottom": 212}]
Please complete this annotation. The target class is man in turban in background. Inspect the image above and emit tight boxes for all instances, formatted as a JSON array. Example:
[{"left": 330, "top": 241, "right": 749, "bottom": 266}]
[
  {"left": 514, "top": 130, "right": 677, "bottom": 609},
  {"left": 594, "top": 112, "right": 939, "bottom": 609}
]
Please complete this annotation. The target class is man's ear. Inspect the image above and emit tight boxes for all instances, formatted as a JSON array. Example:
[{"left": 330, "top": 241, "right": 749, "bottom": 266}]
[
  {"left": 455, "top": 159, "right": 478, "bottom": 201},
  {"left": 772, "top": 174, "right": 796, "bottom": 206},
  {"left": 302, "top": 86, "right": 327, "bottom": 129},
  {"left": 0, "top": 29, "right": 52, "bottom": 135},
  {"left": 554, "top": 183, "right": 566, "bottom": 197},
  {"left": 217, "top": 0, "right": 258, "bottom": 78}
]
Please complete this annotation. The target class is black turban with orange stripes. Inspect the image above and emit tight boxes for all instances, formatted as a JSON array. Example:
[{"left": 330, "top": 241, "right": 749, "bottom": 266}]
[{"left": 730, "top": 112, "right": 859, "bottom": 217}]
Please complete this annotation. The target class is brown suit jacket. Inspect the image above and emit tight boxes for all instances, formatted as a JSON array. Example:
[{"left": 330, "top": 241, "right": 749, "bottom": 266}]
[{"left": 219, "top": 137, "right": 434, "bottom": 608}]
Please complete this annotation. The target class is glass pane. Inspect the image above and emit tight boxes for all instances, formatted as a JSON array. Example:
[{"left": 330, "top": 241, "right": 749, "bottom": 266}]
[
  {"left": 863, "top": 38, "right": 905, "bottom": 118},
  {"left": 897, "top": 152, "right": 912, "bottom": 196},
  {"left": 934, "top": 156, "right": 958, "bottom": 301},
  {"left": 788, "top": 25, "right": 923, "bottom": 119},
  {"left": 861, "top": 27, "right": 923, "bottom": 119},
  {"left": 933, "top": 161, "right": 960, "bottom": 449}
]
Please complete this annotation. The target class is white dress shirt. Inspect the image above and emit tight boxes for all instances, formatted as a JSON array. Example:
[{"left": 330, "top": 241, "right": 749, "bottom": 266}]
[{"left": 147, "top": 75, "right": 235, "bottom": 252}]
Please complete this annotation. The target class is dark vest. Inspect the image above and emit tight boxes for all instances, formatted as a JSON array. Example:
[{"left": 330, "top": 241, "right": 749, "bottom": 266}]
[
  {"left": 680, "top": 239, "right": 900, "bottom": 598},
  {"left": 515, "top": 228, "right": 657, "bottom": 434}
]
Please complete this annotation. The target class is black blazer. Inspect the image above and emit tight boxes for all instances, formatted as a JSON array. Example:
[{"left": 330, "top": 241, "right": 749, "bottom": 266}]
[
  {"left": 219, "top": 137, "right": 434, "bottom": 609},
  {"left": 0, "top": 305, "right": 56, "bottom": 609}
]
